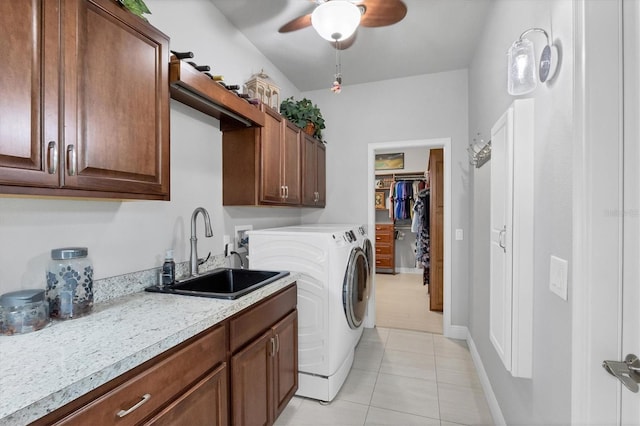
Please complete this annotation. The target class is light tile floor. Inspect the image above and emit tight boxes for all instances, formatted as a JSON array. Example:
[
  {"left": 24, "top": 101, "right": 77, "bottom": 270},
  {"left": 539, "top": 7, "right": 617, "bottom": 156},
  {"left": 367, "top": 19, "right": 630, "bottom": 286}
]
[{"left": 275, "top": 327, "right": 494, "bottom": 426}]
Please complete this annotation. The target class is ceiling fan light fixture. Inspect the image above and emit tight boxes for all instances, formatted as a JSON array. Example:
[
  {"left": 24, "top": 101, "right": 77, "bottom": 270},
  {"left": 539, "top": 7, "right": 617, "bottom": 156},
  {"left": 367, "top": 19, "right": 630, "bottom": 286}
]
[{"left": 311, "top": 1, "right": 361, "bottom": 42}]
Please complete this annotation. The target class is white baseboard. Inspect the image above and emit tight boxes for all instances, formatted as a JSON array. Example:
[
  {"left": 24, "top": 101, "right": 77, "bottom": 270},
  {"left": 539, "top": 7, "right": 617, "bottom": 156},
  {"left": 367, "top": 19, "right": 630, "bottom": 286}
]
[
  {"left": 467, "top": 333, "right": 506, "bottom": 426},
  {"left": 444, "top": 324, "right": 468, "bottom": 340}
]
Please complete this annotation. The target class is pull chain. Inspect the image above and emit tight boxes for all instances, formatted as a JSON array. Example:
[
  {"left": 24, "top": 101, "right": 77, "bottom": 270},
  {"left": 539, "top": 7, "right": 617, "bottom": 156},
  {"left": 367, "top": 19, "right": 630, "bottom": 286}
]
[{"left": 332, "top": 40, "right": 342, "bottom": 93}]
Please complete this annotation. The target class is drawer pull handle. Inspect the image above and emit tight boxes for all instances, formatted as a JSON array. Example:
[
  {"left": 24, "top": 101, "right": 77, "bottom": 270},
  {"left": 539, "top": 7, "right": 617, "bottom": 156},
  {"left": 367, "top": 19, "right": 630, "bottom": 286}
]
[{"left": 117, "top": 393, "right": 151, "bottom": 418}]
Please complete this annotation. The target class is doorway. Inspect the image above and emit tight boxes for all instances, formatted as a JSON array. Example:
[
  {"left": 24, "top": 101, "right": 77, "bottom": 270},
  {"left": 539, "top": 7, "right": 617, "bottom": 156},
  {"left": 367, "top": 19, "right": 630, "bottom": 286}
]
[{"left": 365, "top": 138, "right": 454, "bottom": 338}]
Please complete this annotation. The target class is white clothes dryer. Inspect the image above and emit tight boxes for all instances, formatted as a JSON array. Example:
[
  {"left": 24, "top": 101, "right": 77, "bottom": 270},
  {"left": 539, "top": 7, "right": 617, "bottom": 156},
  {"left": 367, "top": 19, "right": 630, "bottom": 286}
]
[{"left": 248, "top": 225, "right": 370, "bottom": 402}]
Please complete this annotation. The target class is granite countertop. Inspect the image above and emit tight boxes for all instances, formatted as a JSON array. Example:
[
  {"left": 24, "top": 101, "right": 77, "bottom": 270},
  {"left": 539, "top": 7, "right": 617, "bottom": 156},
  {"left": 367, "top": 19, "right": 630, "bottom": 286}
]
[{"left": 0, "top": 273, "right": 298, "bottom": 425}]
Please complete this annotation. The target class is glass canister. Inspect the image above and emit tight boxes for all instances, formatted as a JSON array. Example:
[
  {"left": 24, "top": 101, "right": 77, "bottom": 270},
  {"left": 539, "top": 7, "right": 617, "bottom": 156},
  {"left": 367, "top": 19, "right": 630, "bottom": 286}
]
[
  {"left": 46, "top": 247, "right": 94, "bottom": 319},
  {"left": 0, "top": 289, "right": 50, "bottom": 335}
]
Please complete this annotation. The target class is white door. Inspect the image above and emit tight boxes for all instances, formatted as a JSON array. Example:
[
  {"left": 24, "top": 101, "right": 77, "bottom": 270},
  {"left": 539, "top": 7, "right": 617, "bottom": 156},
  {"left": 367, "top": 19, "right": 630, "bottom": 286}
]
[
  {"left": 489, "top": 99, "right": 534, "bottom": 379},
  {"left": 621, "top": 0, "right": 639, "bottom": 422},
  {"left": 572, "top": 1, "right": 639, "bottom": 424},
  {"left": 489, "top": 106, "right": 513, "bottom": 371}
]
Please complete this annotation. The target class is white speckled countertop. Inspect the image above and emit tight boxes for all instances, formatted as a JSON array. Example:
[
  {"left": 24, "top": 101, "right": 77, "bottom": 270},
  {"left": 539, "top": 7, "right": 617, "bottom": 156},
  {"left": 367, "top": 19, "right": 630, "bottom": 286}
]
[{"left": 0, "top": 272, "right": 298, "bottom": 425}]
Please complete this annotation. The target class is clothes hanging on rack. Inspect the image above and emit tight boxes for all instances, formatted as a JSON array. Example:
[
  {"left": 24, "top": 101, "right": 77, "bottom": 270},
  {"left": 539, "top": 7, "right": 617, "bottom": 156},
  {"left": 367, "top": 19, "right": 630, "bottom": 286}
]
[
  {"left": 393, "top": 180, "right": 421, "bottom": 220},
  {"left": 388, "top": 180, "right": 396, "bottom": 220},
  {"left": 414, "top": 188, "right": 430, "bottom": 283}
]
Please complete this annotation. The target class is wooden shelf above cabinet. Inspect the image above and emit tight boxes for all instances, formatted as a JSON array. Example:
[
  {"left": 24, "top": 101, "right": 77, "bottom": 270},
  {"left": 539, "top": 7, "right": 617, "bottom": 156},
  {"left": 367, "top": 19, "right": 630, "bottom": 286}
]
[{"left": 169, "top": 58, "right": 265, "bottom": 130}]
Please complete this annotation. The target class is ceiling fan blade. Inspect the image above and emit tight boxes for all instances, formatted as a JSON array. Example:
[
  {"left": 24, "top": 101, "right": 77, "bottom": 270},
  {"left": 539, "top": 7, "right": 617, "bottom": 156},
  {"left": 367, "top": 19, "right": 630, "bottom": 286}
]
[
  {"left": 330, "top": 31, "right": 357, "bottom": 50},
  {"left": 278, "top": 14, "right": 312, "bottom": 33},
  {"left": 359, "top": 0, "right": 407, "bottom": 28}
]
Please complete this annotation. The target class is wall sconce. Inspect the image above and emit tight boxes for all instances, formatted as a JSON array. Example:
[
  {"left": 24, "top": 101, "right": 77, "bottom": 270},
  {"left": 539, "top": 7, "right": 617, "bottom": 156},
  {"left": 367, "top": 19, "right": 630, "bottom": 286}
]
[{"left": 507, "top": 28, "right": 558, "bottom": 95}]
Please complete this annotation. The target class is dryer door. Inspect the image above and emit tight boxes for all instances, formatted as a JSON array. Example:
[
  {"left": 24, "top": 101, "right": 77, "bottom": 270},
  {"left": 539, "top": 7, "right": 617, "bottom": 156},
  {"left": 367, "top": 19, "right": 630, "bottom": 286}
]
[
  {"left": 343, "top": 247, "right": 369, "bottom": 329},
  {"left": 362, "top": 238, "right": 374, "bottom": 280}
]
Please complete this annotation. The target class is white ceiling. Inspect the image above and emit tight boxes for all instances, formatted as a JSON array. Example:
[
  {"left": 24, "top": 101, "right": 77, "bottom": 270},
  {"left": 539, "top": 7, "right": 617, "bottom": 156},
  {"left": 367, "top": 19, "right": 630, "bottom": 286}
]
[{"left": 209, "top": 0, "right": 494, "bottom": 92}]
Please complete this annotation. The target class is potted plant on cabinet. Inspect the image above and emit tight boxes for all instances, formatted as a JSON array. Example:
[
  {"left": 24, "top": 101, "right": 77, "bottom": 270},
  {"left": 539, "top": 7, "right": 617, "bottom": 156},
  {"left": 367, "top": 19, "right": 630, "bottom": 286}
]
[{"left": 280, "top": 96, "right": 325, "bottom": 140}]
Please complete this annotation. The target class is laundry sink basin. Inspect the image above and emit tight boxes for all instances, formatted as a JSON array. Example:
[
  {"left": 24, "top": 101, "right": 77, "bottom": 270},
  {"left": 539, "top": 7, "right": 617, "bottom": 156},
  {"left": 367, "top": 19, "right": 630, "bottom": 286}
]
[{"left": 145, "top": 268, "right": 289, "bottom": 300}]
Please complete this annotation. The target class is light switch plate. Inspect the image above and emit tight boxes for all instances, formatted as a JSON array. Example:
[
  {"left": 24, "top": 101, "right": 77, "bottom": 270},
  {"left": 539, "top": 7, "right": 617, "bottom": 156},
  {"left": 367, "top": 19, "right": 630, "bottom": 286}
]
[
  {"left": 549, "top": 255, "right": 568, "bottom": 301},
  {"left": 455, "top": 229, "right": 464, "bottom": 240}
]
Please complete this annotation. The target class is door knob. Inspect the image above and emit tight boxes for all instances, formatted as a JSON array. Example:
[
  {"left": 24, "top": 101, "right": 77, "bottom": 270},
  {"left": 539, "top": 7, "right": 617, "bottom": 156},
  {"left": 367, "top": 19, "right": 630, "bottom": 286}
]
[{"left": 602, "top": 353, "right": 640, "bottom": 393}]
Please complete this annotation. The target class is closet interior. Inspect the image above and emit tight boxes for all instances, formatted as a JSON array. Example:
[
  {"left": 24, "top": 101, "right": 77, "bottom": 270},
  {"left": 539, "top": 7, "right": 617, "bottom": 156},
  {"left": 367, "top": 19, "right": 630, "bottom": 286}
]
[{"left": 374, "top": 148, "right": 444, "bottom": 312}]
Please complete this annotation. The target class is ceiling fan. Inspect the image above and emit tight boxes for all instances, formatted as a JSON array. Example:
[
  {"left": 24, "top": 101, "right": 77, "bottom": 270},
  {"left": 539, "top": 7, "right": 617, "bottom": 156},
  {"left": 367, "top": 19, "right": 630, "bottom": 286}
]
[{"left": 278, "top": 0, "right": 408, "bottom": 50}]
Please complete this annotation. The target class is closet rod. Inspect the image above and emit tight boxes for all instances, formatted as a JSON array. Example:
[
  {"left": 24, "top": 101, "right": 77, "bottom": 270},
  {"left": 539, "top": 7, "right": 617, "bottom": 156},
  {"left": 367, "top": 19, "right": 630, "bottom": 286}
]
[{"left": 391, "top": 177, "right": 426, "bottom": 181}]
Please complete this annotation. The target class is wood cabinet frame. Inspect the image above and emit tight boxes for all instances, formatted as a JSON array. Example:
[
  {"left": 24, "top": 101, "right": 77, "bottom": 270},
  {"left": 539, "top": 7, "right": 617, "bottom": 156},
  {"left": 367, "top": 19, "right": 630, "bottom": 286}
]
[{"left": 0, "top": 0, "right": 170, "bottom": 200}]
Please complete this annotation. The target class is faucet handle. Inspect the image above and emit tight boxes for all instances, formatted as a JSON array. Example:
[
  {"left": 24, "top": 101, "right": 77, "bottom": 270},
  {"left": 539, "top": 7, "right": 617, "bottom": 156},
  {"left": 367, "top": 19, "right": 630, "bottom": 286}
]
[{"left": 198, "top": 251, "right": 211, "bottom": 266}]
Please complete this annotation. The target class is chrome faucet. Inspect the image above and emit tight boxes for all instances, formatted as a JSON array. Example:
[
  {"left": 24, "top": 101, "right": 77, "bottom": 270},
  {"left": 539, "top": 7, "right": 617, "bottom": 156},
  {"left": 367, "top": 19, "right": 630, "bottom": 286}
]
[{"left": 190, "top": 207, "right": 213, "bottom": 277}]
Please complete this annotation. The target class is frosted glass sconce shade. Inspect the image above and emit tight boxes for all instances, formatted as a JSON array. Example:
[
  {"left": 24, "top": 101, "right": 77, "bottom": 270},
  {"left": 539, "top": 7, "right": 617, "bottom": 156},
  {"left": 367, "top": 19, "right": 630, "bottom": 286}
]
[
  {"left": 507, "top": 27, "right": 558, "bottom": 96},
  {"left": 311, "top": 1, "right": 361, "bottom": 42},
  {"left": 507, "top": 38, "right": 537, "bottom": 95}
]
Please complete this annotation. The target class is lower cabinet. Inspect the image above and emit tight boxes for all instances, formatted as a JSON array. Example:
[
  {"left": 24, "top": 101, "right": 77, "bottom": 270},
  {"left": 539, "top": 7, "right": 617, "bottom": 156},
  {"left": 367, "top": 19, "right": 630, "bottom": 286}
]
[
  {"left": 231, "top": 310, "right": 298, "bottom": 426},
  {"left": 144, "top": 363, "right": 228, "bottom": 426},
  {"left": 34, "top": 284, "right": 297, "bottom": 426},
  {"left": 375, "top": 223, "right": 395, "bottom": 273}
]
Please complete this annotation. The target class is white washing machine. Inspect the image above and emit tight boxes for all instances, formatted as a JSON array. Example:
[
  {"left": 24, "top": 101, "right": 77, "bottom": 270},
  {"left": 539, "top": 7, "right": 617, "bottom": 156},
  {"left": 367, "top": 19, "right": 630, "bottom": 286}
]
[{"left": 248, "top": 225, "right": 370, "bottom": 402}]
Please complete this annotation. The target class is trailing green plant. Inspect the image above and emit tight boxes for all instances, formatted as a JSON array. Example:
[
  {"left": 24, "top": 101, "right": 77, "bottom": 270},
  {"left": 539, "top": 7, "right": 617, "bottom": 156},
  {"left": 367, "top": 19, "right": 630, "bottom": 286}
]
[{"left": 280, "top": 97, "right": 325, "bottom": 139}]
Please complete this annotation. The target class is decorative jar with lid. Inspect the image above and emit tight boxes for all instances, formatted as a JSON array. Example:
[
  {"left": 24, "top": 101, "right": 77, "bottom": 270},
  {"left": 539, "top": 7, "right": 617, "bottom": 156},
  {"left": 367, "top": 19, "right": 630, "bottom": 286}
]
[
  {"left": 0, "top": 289, "right": 49, "bottom": 335},
  {"left": 46, "top": 247, "right": 94, "bottom": 319}
]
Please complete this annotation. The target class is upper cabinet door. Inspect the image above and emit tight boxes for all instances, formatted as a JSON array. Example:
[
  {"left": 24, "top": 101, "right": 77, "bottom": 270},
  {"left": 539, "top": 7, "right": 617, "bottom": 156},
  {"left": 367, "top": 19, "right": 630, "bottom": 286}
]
[
  {"left": 0, "top": 0, "right": 61, "bottom": 188},
  {"left": 301, "top": 134, "right": 326, "bottom": 207},
  {"left": 489, "top": 98, "right": 534, "bottom": 379},
  {"left": 282, "top": 121, "right": 301, "bottom": 205},
  {"left": 61, "top": 0, "right": 169, "bottom": 197},
  {"left": 260, "top": 106, "right": 285, "bottom": 204},
  {"left": 316, "top": 141, "right": 326, "bottom": 206}
]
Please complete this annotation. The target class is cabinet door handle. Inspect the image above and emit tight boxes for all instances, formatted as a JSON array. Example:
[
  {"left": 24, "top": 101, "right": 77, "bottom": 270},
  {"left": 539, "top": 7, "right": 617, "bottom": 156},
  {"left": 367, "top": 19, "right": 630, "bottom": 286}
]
[
  {"left": 275, "top": 334, "right": 280, "bottom": 353},
  {"left": 285, "top": 185, "right": 289, "bottom": 199},
  {"left": 116, "top": 393, "right": 151, "bottom": 418},
  {"left": 498, "top": 226, "right": 507, "bottom": 253},
  {"left": 270, "top": 337, "right": 276, "bottom": 356},
  {"left": 280, "top": 186, "right": 285, "bottom": 199},
  {"left": 66, "top": 145, "right": 76, "bottom": 176},
  {"left": 47, "top": 141, "right": 57, "bottom": 174}
]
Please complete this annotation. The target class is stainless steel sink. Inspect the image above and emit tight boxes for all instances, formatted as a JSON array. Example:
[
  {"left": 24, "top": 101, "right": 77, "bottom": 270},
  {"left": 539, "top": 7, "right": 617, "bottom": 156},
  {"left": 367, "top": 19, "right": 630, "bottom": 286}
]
[{"left": 145, "top": 268, "right": 289, "bottom": 300}]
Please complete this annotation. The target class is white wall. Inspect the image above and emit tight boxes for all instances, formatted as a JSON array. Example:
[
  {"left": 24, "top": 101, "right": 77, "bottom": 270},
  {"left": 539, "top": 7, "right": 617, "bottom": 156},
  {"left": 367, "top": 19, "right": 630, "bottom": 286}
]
[
  {"left": 468, "top": 0, "right": 573, "bottom": 424},
  {"left": 0, "top": 0, "right": 303, "bottom": 293},
  {"left": 301, "top": 70, "right": 470, "bottom": 326}
]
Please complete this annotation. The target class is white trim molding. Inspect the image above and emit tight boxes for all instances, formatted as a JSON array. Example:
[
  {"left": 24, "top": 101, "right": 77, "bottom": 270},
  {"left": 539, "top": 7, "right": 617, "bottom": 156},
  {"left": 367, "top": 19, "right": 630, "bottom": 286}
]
[
  {"left": 467, "top": 331, "right": 507, "bottom": 426},
  {"left": 571, "top": 0, "right": 625, "bottom": 424}
]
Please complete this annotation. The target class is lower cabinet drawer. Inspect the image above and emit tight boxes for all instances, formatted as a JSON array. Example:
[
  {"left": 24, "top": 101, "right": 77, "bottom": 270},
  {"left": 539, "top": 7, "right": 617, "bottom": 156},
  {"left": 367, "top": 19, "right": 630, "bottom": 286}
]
[
  {"left": 230, "top": 285, "right": 297, "bottom": 353},
  {"left": 53, "top": 325, "right": 226, "bottom": 426},
  {"left": 376, "top": 255, "right": 394, "bottom": 268},
  {"left": 375, "top": 243, "right": 392, "bottom": 255}
]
